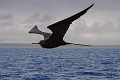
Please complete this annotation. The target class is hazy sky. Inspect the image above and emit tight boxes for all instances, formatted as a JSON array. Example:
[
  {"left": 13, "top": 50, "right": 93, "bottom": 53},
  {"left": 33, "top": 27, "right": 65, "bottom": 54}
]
[{"left": 0, "top": 0, "right": 120, "bottom": 45}]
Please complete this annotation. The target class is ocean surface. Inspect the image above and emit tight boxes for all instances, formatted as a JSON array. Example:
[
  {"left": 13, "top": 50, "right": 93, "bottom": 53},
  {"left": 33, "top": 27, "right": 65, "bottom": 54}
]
[{"left": 0, "top": 48, "right": 120, "bottom": 80}]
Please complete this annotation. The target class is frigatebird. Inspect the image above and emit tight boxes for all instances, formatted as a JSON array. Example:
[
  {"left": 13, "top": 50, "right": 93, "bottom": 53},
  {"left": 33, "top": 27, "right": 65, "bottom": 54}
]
[{"left": 29, "top": 4, "right": 94, "bottom": 48}]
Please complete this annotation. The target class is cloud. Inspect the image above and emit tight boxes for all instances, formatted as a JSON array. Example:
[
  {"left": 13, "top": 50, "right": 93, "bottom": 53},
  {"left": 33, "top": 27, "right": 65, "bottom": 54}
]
[
  {"left": 0, "top": 13, "right": 51, "bottom": 43},
  {"left": 1, "top": 13, "right": 120, "bottom": 45},
  {"left": 0, "top": 14, "right": 13, "bottom": 20},
  {"left": 0, "top": 0, "right": 120, "bottom": 45},
  {"left": 65, "top": 19, "right": 120, "bottom": 45},
  {"left": 24, "top": 13, "right": 54, "bottom": 24},
  {"left": 0, "top": 14, "right": 14, "bottom": 31}
]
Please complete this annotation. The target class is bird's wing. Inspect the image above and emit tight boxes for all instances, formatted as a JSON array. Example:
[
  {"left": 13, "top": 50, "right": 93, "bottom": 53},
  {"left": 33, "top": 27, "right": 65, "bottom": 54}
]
[
  {"left": 42, "top": 33, "right": 51, "bottom": 40},
  {"left": 29, "top": 25, "right": 51, "bottom": 40},
  {"left": 47, "top": 4, "right": 94, "bottom": 41}
]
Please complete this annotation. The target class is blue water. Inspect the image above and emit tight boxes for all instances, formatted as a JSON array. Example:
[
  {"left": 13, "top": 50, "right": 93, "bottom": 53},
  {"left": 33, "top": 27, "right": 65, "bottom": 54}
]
[{"left": 0, "top": 48, "right": 120, "bottom": 80}]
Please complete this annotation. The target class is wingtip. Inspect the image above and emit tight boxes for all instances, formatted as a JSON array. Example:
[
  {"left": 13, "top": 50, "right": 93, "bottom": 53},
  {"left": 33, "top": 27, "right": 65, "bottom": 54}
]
[
  {"left": 85, "top": 3, "right": 94, "bottom": 11},
  {"left": 91, "top": 3, "right": 95, "bottom": 7},
  {"left": 92, "top": 3, "right": 95, "bottom": 7}
]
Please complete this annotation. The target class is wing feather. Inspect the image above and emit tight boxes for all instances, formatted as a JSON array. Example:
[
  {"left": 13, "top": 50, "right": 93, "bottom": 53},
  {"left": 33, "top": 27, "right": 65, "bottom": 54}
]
[{"left": 47, "top": 4, "right": 94, "bottom": 41}]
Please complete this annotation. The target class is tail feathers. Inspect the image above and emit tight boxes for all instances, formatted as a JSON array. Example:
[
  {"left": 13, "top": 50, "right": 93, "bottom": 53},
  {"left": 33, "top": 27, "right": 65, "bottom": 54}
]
[
  {"left": 66, "top": 42, "right": 91, "bottom": 47},
  {"left": 73, "top": 43, "right": 91, "bottom": 47}
]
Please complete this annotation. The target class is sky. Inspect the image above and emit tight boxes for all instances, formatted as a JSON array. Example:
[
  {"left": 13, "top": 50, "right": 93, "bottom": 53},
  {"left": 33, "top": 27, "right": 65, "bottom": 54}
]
[{"left": 0, "top": 0, "right": 120, "bottom": 45}]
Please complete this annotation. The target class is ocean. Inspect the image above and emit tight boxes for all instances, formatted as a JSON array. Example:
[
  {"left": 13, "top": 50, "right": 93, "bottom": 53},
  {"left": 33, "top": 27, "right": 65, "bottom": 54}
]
[{"left": 0, "top": 47, "right": 120, "bottom": 80}]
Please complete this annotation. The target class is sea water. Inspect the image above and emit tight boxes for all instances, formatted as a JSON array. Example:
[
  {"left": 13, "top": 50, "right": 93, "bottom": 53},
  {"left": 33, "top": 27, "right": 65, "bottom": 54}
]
[{"left": 0, "top": 48, "right": 120, "bottom": 80}]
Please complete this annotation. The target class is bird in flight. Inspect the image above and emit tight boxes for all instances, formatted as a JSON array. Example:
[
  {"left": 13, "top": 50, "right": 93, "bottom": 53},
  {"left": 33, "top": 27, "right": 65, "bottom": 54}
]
[{"left": 29, "top": 4, "right": 94, "bottom": 48}]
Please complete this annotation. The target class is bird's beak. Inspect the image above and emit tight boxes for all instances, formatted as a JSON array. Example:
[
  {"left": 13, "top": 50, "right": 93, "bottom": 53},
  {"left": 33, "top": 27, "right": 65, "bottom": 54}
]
[{"left": 32, "top": 43, "right": 40, "bottom": 44}]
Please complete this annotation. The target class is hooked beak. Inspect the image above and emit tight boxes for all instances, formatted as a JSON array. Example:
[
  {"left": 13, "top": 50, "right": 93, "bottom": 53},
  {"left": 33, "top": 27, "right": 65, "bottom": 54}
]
[{"left": 32, "top": 43, "right": 40, "bottom": 44}]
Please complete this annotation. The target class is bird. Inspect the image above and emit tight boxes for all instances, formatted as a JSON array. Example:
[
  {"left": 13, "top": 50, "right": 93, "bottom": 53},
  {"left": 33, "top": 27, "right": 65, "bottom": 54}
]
[{"left": 29, "top": 4, "right": 94, "bottom": 48}]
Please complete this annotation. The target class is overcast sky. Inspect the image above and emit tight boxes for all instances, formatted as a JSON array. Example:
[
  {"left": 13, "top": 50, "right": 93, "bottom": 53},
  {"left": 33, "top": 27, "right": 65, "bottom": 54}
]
[{"left": 0, "top": 0, "right": 120, "bottom": 45}]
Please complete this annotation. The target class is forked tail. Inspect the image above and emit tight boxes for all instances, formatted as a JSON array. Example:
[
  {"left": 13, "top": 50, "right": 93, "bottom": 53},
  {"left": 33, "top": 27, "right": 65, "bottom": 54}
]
[{"left": 66, "top": 42, "right": 91, "bottom": 47}]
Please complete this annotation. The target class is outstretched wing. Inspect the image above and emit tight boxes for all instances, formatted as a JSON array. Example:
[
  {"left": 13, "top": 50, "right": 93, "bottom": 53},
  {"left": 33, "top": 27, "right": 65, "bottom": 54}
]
[
  {"left": 47, "top": 4, "right": 94, "bottom": 41},
  {"left": 29, "top": 25, "right": 51, "bottom": 40}
]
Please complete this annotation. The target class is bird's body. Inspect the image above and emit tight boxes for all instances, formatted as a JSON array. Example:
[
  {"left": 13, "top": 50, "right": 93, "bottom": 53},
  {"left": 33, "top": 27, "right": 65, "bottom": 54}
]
[
  {"left": 29, "top": 4, "right": 94, "bottom": 48},
  {"left": 39, "top": 40, "right": 66, "bottom": 48}
]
